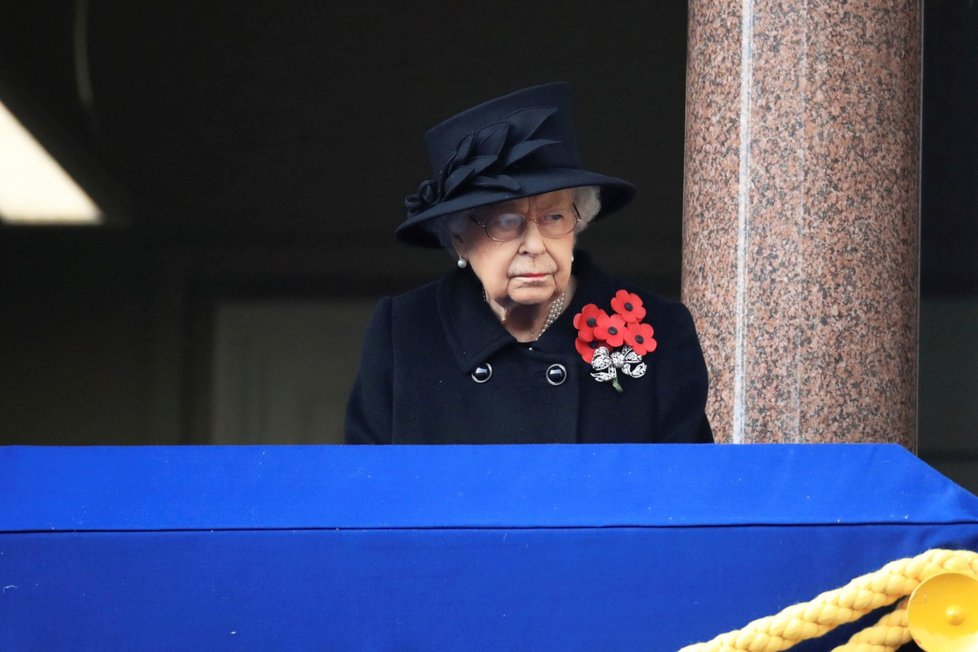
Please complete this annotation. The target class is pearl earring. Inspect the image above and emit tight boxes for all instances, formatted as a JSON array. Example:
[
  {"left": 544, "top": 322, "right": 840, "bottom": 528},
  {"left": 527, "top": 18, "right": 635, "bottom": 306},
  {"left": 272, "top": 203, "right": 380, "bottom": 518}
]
[{"left": 457, "top": 257, "right": 468, "bottom": 269}]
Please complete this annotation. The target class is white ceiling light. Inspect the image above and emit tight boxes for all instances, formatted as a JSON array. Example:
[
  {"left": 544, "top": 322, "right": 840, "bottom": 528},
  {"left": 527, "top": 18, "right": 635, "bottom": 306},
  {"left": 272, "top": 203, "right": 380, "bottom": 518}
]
[{"left": 0, "top": 100, "right": 102, "bottom": 225}]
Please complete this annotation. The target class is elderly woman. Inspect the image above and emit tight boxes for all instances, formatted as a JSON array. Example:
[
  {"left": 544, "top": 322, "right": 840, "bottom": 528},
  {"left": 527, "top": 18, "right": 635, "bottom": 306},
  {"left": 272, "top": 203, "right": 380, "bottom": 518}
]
[{"left": 345, "top": 82, "right": 712, "bottom": 444}]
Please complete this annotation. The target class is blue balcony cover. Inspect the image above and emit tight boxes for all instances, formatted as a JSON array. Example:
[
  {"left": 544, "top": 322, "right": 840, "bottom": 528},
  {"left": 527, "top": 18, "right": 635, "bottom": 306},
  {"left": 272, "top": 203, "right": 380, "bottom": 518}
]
[{"left": 1, "top": 443, "right": 976, "bottom": 650}]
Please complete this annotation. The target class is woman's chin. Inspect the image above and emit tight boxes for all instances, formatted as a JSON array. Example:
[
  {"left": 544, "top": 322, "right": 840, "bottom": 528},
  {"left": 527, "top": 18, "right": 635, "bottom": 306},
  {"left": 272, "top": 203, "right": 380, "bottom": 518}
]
[{"left": 508, "top": 286, "right": 557, "bottom": 306}]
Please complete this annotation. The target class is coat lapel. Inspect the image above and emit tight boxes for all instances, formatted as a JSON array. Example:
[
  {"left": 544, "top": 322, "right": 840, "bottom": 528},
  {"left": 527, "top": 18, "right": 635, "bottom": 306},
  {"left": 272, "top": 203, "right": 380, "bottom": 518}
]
[{"left": 437, "top": 267, "right": 514, "bottom": 373}]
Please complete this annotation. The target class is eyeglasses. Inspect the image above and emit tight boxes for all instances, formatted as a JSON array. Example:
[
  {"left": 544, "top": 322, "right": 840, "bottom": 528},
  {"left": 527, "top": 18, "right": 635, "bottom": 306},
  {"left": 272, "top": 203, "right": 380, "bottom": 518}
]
[{"left": 470, "top": 204, "right": 582, "bottom": 242}]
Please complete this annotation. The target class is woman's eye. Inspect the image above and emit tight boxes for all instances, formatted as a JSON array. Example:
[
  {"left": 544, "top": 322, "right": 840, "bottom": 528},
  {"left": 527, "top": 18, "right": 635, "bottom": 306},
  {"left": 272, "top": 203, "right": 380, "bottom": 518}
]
[
  {"left": 492, "top": 214, "right": 525, "bottom": 231},
  {"left": 542, "top": 213, "right": 567, "bottom": 225}
]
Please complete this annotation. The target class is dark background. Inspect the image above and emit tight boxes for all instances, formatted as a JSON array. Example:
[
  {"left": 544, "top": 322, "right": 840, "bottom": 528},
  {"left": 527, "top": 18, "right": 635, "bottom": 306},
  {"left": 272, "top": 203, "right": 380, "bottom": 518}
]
[{"left": 0, "top": 1, "right": 975, "bottom": 489}]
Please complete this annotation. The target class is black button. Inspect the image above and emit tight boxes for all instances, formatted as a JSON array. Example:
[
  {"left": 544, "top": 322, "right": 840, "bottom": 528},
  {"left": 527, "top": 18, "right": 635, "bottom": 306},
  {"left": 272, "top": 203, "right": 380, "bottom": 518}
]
[
  {"left": 471, "top": 364, "right": 493, "bottom": 383},
  {"left": 546, "top": 364, "right": 567, "bottom": 386}
]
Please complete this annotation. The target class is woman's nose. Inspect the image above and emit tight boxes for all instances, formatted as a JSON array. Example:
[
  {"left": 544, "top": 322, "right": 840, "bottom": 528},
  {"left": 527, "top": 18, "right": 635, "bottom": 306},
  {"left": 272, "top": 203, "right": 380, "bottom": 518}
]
[{"left": 518, "top": 218, "right": 547, "bottom": 254}]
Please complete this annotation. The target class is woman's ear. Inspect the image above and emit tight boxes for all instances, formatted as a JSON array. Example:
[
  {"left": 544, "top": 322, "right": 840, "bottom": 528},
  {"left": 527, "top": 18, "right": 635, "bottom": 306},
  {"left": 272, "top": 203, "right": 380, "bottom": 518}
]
[{"left": 451, "top": 233, "right": 467, "bottom": 257}]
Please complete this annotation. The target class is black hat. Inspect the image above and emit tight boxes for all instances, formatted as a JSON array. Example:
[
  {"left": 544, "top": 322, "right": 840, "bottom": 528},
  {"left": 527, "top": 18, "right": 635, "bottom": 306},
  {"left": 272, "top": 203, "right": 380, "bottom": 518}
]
[{"left": 396, "top": 82, "right": 637, "bottom": 248}]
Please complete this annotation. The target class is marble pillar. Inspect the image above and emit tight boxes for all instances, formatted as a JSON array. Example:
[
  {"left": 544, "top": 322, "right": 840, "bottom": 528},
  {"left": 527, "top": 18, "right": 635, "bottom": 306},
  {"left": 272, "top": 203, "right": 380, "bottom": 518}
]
[{"left": 682, "top": 0, "right": 920, "bottom": 446}]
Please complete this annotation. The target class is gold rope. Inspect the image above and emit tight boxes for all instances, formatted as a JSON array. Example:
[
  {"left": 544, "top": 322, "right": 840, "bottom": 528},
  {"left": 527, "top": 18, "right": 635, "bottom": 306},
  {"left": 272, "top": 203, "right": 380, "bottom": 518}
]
[
  {"left": 831, "top": 598, "right": 910, "bottom": 652},
  {"left": 679, "top": 548, "right": 978, "bottom": 652}
]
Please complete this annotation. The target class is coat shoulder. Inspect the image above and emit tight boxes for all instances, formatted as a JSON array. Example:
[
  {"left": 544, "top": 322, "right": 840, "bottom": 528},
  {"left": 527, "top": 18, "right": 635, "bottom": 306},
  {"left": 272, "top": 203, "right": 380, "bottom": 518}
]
[{"left": 576, "top": 260, "right": 694, "bottom": 329}]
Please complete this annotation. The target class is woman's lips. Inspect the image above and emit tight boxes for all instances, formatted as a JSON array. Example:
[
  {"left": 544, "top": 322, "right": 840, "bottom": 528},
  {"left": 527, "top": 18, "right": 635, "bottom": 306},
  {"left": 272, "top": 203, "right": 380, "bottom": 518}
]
[{"left": 512, "top": 272, "right": 553, "bottom": 283}]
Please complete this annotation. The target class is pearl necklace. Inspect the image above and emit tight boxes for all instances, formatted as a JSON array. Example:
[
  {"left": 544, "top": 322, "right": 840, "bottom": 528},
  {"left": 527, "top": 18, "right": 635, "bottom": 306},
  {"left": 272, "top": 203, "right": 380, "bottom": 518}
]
[
  {"left": 536, "top": 291, "right": 566, "bottom": 339},
  {"left": 483, "top": 289, "right": 567, "bottom": 341}
]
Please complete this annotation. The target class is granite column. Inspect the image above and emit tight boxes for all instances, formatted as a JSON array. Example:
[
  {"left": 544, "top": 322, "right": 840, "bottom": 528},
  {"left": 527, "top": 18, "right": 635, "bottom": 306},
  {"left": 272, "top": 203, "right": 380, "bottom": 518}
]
[{"left": 681, "top": 1, "right": 920, "bottom": 446}]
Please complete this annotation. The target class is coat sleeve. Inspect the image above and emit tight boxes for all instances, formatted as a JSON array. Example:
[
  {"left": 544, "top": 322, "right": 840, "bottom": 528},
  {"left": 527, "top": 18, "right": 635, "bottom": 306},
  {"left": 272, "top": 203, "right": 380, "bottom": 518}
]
[
  {"left": 656, "top": 301, "right": 714, "bottom": 443},
  {"left": 344, "top": 297, "right": 394, "bottom": 444}
]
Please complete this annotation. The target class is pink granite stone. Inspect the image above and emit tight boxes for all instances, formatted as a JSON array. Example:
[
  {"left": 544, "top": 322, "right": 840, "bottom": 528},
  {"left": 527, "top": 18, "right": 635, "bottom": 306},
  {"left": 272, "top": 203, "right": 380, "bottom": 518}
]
[{"left": 682, "top": 0, "right": 920, "bottom": 447}]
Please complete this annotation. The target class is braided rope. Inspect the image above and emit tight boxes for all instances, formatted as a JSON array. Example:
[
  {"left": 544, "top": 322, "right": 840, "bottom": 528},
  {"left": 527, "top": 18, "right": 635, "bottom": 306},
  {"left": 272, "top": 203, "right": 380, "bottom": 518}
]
[
  {"left": 679, "top": 549, "right": 978, "bottom": 652},
  {"left": 831, "top": 598, "right": 910, "bottom": 652}
]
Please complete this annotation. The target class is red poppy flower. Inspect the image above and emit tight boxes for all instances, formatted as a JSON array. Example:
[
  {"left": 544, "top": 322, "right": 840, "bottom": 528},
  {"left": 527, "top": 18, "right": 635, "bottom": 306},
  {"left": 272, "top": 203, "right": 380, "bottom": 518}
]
[
  {"left": 575, "top": 337, "right": 603, "bottom": 364},
  {"left": 594, "top": 313, "right": 627, "bottom": 347},
  {"left": 610, "top": 289, "right": 646, "bottom": 323},
  {"left": 572, "top": 303, "right": 608, "bottom": 342},
  {"left": 624, "top": 322, "right": 657, "bottom": 356}
]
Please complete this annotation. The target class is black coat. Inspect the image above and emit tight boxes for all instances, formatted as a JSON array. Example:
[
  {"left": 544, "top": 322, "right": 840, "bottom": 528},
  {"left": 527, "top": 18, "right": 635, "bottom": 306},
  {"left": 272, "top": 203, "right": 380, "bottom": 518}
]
[{"left": 345, "top": 252, "right": 712, "bottom": 444}]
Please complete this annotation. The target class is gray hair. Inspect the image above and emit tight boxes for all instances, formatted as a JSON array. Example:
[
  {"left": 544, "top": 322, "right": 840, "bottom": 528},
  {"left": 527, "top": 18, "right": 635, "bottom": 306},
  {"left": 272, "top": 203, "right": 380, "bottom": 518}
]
[{"left": 426, "top": 185, "right": 602, "bottom": 257}]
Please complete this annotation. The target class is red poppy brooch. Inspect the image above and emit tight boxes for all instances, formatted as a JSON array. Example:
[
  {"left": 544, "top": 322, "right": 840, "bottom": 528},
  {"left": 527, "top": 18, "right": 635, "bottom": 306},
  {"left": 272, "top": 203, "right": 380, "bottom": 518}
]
[{"left": 572, "top": 289, "right": 657, "bottom": 393}]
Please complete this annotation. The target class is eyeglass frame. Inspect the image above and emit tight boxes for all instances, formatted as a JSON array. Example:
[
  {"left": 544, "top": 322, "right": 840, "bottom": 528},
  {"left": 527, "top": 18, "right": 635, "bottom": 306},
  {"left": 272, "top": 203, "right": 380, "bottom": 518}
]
[{"left": 469, "top": 203, "right": 583, "bottom": 242}]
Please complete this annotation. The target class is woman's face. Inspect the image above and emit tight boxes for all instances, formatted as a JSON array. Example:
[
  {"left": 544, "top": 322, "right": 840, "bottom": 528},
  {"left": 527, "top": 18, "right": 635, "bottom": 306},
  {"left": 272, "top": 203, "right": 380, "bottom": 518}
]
[{"left": 455, "top": 189, "right": 577, "bottom": 309}]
